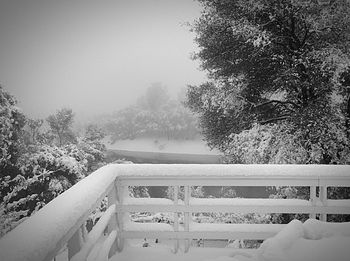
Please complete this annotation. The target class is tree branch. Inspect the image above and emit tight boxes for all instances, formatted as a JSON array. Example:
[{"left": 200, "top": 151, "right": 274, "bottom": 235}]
[
  {"left": 259, "top": 115, "right": 291, "bottom": 124},
  {"left": 301, "top": 21, "right": 309, "bottom": 47},
  {"left": 254, "top": 100, "right": 300, "bottom": 109}
]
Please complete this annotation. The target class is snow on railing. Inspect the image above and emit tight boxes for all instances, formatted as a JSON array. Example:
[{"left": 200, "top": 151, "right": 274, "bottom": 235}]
[
  {"left": 0, "top": 164, "right": 350, "bottom": 261},
  {"left": 0, "top": 165, "right": 118, "bottom": 261}
]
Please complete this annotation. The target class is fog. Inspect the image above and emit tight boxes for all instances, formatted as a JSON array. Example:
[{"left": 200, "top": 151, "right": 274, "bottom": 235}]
[{"left": 0, "top": 0, "right": 206, "bottom": 119}]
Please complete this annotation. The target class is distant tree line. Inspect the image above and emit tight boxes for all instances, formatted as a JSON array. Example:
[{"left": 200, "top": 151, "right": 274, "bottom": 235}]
[{"left": 105, "top": 83, "right": 200, "bottom": 142}]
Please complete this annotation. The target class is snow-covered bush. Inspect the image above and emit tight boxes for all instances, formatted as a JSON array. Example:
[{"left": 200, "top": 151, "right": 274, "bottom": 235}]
[
  {"left": 0, "top": 135, "right": 108, "bottom": 236},
  {"left": 129, "top": 186, "right": 150, "bottom": 198},
  {"left": 0, "top": 96, "right": 108, "bottom": 236},
  {"left": 152, "top": 212, "right": 174, "bottom": 224},
  {"left": 0, "top": 86, "right": 26, "bottom": 202},
  {"left": 1, "top": 145, "right": 85, "bottom": 233},
  {"left": 225, "top": 121, "right": 350, "bottom": 165}
]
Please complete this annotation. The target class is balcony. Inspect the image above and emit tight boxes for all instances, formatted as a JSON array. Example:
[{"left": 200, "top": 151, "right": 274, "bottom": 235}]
[{"left": 0, "top": 164, "right": 350, "bottom": 261}]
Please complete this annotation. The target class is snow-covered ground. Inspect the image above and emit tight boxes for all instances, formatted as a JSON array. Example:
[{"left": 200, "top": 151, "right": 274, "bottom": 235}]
[
  {"left": 249, "top": 219, "right": 350, "bottom": 261},
  {"left": 111, "top": 246, "right": 252, "bottom": 261},
  {"left": 109, "top": 219, "right": 350, "bottom": 261},
  {"left": 105, "top": 138, "right": 220, "bottom": 155},
  {"left": 53, "top": 218, "right": 350, "bottom": 261}
]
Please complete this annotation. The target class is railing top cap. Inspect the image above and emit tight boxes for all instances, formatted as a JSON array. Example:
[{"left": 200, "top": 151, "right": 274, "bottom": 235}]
[{"left": 113, "top": 164, "right": 350, "bottom": 178}]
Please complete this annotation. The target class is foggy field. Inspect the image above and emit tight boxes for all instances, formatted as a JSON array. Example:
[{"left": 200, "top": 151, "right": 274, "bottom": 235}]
[{"left": 105, "top": 137, "right": 220, "bottom": 155}]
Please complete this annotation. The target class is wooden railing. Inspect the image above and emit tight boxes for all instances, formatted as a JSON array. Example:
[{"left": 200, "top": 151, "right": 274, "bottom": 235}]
[{"left": 0, "top": 164, "right": 350, "bottom": 261}]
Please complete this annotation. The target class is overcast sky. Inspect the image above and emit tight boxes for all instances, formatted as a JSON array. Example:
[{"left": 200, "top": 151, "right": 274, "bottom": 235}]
[{"left": 0, "top": 0, "right": 206, "bottom": 119}]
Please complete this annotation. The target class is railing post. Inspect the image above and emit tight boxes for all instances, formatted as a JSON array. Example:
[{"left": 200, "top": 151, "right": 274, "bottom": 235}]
[
  {"left": 116, "top": 184, "right": 127, "bottom": 252},
  {"left": 319, "top": 186, "right": 327, "bottom": 222},
  {"left": 68, "top": 225, "right": 84, "bottom": 260},
  {"left": 310, "top": 186, "right": 317, "bottom": 219},
  {"left": 184, "top": 185, "right": 191, "bottom": 253},
  {"left": 107, "top": 183, "right": 118, "bottom": 257},
  {"left": 173, "top": 185, "right": 179, "bottom": 253},
  {"left": 81, "top": 222, "right": 88, "bottom": 242}
]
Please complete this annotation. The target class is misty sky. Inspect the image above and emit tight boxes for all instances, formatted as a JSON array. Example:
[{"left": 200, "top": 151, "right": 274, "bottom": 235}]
[{"left": 0, "top": 0, "right": 206, "bottom": 119}]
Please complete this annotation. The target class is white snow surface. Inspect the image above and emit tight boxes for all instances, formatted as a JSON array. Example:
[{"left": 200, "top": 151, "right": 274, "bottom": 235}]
[
  {"left": 113, "top": 163, "right": 350, "bottom": 178},
  {"left": 110, "top": 219, "right": 350, "bottom": 261},
  {"left": 110, "top": 246, "right": 247, "bottom": 261},
  {"left": 254, "top": 219, "right": 350, "bottom": 261},
  {"left": 124, "top": 222, "right": 174, "bottom": 232},
  {"left": 190, "top": 223, "right": 285, "bottom": 233},
  {"left": 190, "top": 198, "right": 310, "bottom": 206},
  {"left": 124, "top": 197, "right": 177, "bottom": 205},
  {"left": 105, "top": 138, "right": 221, "bottom": 155},
  {"left": 302, "top": 218, "right": 350, "bottom": 239}
]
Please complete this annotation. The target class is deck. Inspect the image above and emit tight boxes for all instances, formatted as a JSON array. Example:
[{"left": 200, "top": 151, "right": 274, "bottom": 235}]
[{"left": 0, "top": 164, "right": 349, "bottom": 261}]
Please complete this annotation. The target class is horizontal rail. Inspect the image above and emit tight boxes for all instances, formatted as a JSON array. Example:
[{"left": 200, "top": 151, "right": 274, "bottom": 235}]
[
  {"left": 115, "top": 164, "right": 350, "bottom": 178},
  {"left": 118, "top": 175, "right": 350, "bottom": 186},
  {"left": 122, "top": 223, "right": 285, "bottom": 240},
  {"left": 115, "top": 164, "right": 350, "bottom": 187},
  {"left": 120, "top": 198, "right": 350, "bottom": 214}
]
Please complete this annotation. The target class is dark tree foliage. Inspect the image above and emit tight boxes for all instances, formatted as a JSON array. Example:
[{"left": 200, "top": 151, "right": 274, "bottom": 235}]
[{"left": 187, "top": 0, "right": 350, "bottom": 164}]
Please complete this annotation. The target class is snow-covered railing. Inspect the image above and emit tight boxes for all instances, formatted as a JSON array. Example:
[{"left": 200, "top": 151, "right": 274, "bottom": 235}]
[
  {"left": 0, "top": 165, "right": 119, "bottom": 261},
  {"left": 0, "top": 164, "right": 350, "bottom": 261}
]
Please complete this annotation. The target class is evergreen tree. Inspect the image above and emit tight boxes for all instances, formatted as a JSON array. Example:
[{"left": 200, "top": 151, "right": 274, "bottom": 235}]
[{"left": 187, "top": 0, "right": 350, "bottom": 164}]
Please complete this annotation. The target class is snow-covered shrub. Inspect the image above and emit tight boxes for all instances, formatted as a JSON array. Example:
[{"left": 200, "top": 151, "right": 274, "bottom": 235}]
[
  {"left": 2, "top": 145, "right": 85, "bottom": 219},
  {"left": 0, "top": 203, "right": 28, "bottom": 237},
  {"left": 225, "top": 120, "right": 350, "bottom": 165},
  {"left": 0, "top": 86, "right": 26, "bottom": 202},
  {"left": 78, "top": 124, "right": 106, "bottom": 172},
  {"left": 152, "top": 212, "right": 174, "bottom": 224},
  {"left": 225, "top": 122, "right": 350, "bottom": 222},
  {"left": 0, "top": 140, "right": 105, "bottom": 235},
  {"left": 129, "top": 186, "right": 150, "bottom": 198},
  {"left": 0, "top": 88, "right": 109, "bottom": 237}
]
